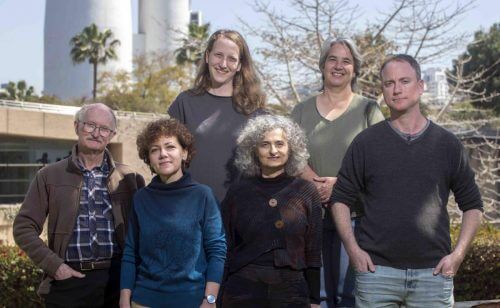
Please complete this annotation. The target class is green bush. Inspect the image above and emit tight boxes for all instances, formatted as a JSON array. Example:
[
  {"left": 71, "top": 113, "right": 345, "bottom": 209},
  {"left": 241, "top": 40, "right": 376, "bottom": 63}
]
[
  {"left": 0, "top": 224, "right": 497, "bottom": 306},
  {"left": 0, "top": 246, "right": 43, "bottom": 307},
  {"left": 451, "top": 223, "right": 500, "bottom": 301}
]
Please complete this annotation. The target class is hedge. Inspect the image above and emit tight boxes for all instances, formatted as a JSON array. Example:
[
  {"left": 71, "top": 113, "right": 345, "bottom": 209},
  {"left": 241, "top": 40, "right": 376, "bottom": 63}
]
[
  {"left": 0, "top": 246, "right": 43, "bottom": 307},
  {"left": 0, "top": 224, "right": 498, "bottom": 306},
  {"left": 451, "top": 222, "right": 500, "bottom": 301}
]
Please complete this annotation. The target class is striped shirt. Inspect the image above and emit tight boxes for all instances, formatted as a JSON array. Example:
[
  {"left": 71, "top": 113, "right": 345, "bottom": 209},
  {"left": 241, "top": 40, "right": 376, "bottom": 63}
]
[{"left": 65, "top": 154, "right": 119, "bottom": 261}]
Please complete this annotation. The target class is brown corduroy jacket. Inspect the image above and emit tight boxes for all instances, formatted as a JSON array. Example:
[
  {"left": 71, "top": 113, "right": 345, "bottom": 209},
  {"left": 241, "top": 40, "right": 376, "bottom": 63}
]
[{"left": 13, "top": 146, "right": 145, "bottom": 295}]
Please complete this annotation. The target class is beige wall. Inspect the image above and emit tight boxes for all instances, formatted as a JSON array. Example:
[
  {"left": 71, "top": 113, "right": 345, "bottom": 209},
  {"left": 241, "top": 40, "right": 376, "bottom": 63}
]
[
  {"left": 0, "top": 106, "right": 157, "bottom": 180},
  {"left": 0, "top": 106, "right": 160, "bottom": 245}
]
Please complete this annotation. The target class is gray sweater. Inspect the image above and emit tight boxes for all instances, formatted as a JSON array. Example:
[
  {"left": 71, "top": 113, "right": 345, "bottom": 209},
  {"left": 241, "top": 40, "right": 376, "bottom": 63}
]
[
  {"left": 331, "top": 120, "right": 483, "bottom": 269},
  {"left": 169, "top": 91, "right": 264, "bottom": 201}
]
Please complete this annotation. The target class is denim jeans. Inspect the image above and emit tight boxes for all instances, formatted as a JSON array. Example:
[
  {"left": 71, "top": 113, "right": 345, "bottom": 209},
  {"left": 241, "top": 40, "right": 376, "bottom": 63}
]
[
  {"left": 323, "top": 218, "right": 358, "bottom": 307},
  {"left": 354, "top": 265, "right": 454, "bottom": 308}
]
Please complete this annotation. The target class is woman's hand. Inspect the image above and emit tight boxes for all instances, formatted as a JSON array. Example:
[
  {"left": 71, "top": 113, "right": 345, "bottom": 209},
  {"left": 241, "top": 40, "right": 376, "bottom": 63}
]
[
  {"left": 310, "top": 304, "right": 321, "bottom": 308},
  {"left": 200, "top": 300, "right": 213, "bottom": 308},
  {"left": 313, "top": 176, "right": 337, "bottom": 203},
  {"left": 119, "top": 289, "right": 132, "bottom": 308}
]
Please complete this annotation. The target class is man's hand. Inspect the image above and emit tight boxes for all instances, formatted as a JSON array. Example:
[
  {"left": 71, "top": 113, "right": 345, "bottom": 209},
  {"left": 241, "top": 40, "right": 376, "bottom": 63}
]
[
  {"left": 313, "top": 176, "right": 337, "bottom": 203},
  {"left": 310, "top": 304, "right": 321, "bottom": 308},
  {"left": 348, "top": 246, "right": 376, "bottom": 273},
  {"left": 53, "top": 263, "right": 85, "bottom": 280},
  {"left": 433, "top": 252, "right": 464, "bottom": 277}
]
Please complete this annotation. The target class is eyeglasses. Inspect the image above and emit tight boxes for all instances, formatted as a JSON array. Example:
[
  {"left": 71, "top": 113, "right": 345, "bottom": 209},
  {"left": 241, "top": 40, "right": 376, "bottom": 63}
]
[{"left": 80, "top": 121, "right": 115, "bottom": 137}]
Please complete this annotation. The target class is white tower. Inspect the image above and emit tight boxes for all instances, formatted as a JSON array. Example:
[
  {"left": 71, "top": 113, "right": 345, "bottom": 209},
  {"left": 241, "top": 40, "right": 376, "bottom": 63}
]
[
  {"left": 44, "top": 0, "right": 133, "bottom": 100},
  {"left": 136, "top": 0, "right": 190, "bottom": 56}
]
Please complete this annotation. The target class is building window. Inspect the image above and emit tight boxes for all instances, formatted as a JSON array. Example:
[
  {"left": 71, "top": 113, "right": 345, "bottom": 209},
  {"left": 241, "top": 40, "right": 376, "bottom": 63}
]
[{"left": 0, "top": 136, "right": 74, "bottom": 204}]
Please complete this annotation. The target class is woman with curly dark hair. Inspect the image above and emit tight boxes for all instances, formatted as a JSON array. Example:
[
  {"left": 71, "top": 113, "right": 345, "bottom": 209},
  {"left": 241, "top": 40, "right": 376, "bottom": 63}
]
[
  {"left": 221, "top": 115, "right": 322, "bottom": 307},
  {"left": 119, "top": 118, "right": 226, "bottom": 308},
  {"left": 168, "top": 29, "right": 266, "bottom": 202}
]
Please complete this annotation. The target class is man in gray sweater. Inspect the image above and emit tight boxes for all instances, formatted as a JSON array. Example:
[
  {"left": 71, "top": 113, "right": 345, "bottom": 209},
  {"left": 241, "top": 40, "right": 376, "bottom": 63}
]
[{"left": 330, "top": 54, "right": 483, "bottom": 308}]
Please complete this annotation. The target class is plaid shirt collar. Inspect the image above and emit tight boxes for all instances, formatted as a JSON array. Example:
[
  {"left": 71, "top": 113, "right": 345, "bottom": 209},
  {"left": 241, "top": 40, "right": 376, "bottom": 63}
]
[{"left": 76, "top": 151, "right": 110, "bottom": 174}]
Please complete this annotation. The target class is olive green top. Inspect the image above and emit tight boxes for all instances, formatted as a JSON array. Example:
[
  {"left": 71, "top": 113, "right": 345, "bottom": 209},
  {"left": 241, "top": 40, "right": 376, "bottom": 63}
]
[{"left": 291, "top": 94, "right": 385, "bottom": 222}]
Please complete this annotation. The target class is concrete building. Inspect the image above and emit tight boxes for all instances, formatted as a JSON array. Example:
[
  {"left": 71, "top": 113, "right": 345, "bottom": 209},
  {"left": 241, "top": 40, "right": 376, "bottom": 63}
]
[
  {"left": 134, "top": 0, "right": 190, "bottom": 56},
  {"left": 44, "top": 0, "right": 195, "bottom": 100},
  {"left": 0, "top": 100, "right": 164, "bottom": 245},
  {"left": 422, "top": 67, "right": 450, "bottom": 108},
  {"left": 0, "top": 100, "right": 158, "bottom": 203},
  {"left": 44, "top": 0, "right": 133, "bottom": 100}
]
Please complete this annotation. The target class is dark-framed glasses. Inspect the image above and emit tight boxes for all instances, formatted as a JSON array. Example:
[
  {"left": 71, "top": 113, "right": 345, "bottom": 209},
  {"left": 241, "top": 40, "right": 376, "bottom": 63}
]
[{"left": 80, "top": 121, "right": 115, "bottom": 137}]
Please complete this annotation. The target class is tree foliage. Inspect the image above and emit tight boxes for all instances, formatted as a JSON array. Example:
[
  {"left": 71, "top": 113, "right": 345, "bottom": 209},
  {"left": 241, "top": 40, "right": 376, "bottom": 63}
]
[
  {"left": 449, "top": 23, "right": 500, "bottom": 115},
  {"left": 70, "top": 23, "right": 121, "bottom": 101},
  {"left": 0, "top": 80, "right": 36, "bottom": 101},
  {"left": 98, "top": 52, "right": 191, "bottom": 113},
  {"left": 175, "top": 22, "right": 211, "bottom": 67},
  {"left": 241, "top": 0, "right": 476, "bottom": 108}
]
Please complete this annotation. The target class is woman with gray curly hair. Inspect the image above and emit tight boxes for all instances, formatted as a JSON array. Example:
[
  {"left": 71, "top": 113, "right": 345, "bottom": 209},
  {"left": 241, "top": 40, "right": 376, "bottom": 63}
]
[{"left": 221, "top": 115, "right": 322, "bottom": 307}]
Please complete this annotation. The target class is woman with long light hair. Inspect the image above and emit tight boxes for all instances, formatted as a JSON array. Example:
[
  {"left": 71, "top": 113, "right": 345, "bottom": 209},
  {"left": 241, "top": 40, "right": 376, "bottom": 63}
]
[{"left": 168, "top": 29, "right": 266, "bottom": 202}]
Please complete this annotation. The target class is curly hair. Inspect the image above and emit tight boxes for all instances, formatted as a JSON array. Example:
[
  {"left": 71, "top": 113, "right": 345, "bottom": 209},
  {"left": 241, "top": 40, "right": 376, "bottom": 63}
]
[
  {"left": 318, "top": 37, "right": 363, "bottom": 91},
  {"left": 136, "top": 118, "right": 195, "bottom": 173},
  {"left": 234, "top": 115, "right": 309, "bottom": 177},
  {"left": 190, "top": 29, "right": 266, "bottom": 115}
]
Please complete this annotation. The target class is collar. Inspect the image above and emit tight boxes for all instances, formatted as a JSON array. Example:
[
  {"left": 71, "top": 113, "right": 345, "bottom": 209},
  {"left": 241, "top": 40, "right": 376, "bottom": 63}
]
[
  {"left": 67, "top": 144, "right": 115, "bottom": 174},
  {"left": 148, "top": 172, "right": 197, "bottom": 191}
]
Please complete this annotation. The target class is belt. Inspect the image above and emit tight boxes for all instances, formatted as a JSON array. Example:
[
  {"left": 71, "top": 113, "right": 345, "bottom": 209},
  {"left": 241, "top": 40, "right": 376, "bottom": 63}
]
[{"left": 66, "top": 259, "right": 113, "bottom": 271}]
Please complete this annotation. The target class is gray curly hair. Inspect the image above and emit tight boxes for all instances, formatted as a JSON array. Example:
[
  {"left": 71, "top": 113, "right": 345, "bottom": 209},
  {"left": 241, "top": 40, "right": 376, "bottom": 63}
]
[{"left": 234, "top": 115, "right": 309, "bottom": 177}]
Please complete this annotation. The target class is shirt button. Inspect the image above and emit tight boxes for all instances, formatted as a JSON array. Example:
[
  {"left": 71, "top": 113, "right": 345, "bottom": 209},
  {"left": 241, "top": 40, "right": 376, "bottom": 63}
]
[
  {"left": 274, "top": 220, "right": 284, "bottom": 229},
  {"left": 269, "top": 198, "right": 278, "bottom": 207}
]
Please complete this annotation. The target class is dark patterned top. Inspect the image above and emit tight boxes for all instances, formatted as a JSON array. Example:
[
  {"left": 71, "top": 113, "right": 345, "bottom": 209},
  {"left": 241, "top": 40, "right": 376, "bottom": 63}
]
[
  {"left": 65, "top": 153, "right": 117, "bottom": 261},
  {"left": 222, "top": 175, "right": 323, "bottom": 274}
]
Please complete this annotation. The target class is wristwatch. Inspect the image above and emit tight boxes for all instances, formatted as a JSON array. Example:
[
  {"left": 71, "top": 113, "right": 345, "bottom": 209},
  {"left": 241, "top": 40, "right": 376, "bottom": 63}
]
[{"left": 204, "top": 294, "right": 216, "bottom": 304}]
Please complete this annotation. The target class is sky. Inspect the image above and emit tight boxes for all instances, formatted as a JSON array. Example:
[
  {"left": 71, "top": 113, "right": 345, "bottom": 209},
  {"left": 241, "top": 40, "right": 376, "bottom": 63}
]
[{"left": 0, "top": 0, "right": 498, "bottom": 95}]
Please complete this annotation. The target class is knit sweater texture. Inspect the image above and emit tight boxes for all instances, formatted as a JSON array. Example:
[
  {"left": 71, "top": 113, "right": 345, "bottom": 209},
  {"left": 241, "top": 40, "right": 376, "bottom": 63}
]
[
  {"left": 120, "top": 173, "right": 226, "bottom": 307},
  {"left": 222, "top": 175, "right": 323, "bottom": 273},
  {"left": 331, "top": 121, "right": 483, "bottom": 269}
]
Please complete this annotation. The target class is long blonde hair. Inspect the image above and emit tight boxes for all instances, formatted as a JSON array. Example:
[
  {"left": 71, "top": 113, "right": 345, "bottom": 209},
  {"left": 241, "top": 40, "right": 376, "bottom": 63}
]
[{"left": 190, "top": 29, "right": 266, "bottom": 115}]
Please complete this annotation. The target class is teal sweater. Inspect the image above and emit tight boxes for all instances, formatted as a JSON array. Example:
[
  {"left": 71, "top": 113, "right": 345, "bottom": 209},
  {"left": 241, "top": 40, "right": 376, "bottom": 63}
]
[{"left": 120, "top": 173, "right": 226, "bottom": 307}]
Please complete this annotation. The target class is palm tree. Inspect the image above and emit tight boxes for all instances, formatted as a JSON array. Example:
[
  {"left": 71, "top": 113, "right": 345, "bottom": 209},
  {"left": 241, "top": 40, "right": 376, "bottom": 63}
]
[
  {"left": 4, "top": 80, "right": 35, "bottom": 101},
  {"left": 70, "top": 23, "right": 120, "bottom": 100},
  {"left": 175, "top": 23, "right": 211, "bottom": 67}
]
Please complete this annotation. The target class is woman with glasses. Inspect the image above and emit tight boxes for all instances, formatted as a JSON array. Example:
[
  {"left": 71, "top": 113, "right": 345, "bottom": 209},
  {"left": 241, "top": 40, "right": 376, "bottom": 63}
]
[
  {"left": 168, "top": 29, "right": 266, "bottom": 202},
  {"left": 221, "top": 115, "right": 322, "bottom": 307},
  {"left": 119, "top": 118, "right": 226, "bottom": 308}
]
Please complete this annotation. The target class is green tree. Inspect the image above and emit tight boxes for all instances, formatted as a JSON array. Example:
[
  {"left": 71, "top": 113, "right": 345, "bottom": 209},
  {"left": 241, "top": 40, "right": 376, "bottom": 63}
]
[
  {"left": 450, "top": 23, "right": 500, "bottom": 115},
  {"left": 70, "top": 23, "right": 121, "bottom": 101},
  {"left": 175, "top": 22, "right": 211, "bottom": 67},
  {"left": 98, "top": 52, "right": 191, "bottom": 113},
  {"left": 2, "top": 80, "right": 36, "bottom": 101}
]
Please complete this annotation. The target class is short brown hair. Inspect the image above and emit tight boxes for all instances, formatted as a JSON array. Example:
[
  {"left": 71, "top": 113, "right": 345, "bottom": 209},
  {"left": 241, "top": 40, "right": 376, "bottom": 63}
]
[
  {"left": 136, "top": 118, "right": 195, "bottom": 172},
  {"left": 380, "top": 54, "right": 422, "bottom": 81}
]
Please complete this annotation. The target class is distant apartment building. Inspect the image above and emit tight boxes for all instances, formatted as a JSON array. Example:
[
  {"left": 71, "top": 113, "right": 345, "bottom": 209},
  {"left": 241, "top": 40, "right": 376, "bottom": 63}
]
[{"left": 422, "top": 67, "right": 450, "bottom": 108}]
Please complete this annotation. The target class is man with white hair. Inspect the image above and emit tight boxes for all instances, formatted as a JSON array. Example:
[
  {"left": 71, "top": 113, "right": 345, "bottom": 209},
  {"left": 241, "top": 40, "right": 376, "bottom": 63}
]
[{"left": 14, "top": 103, "right": 145, "bottom": 307}]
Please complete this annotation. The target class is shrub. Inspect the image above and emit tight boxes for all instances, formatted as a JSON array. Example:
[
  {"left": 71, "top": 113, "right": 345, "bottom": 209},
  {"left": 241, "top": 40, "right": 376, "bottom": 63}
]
[
  {"left": 452, "top": 222, "right": 500, "bottom": 301},
  {"left": 0, "top": 223, "right": 497, "bottom": 305},
  {"left": 0, "top": 246, "right": 43, "bottom": 307}
]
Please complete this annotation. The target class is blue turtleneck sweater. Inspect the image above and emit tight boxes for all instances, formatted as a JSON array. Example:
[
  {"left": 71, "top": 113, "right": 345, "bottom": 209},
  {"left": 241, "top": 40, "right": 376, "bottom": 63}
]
[{"left": 120, "top": 173, "right": 226, "bottom": 307}]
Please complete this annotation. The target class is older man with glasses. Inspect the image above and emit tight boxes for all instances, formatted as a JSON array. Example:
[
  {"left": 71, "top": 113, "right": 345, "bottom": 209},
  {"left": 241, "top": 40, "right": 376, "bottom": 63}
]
[{"left": 14, "top": 103, "right": 145, "bottom": 308}]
